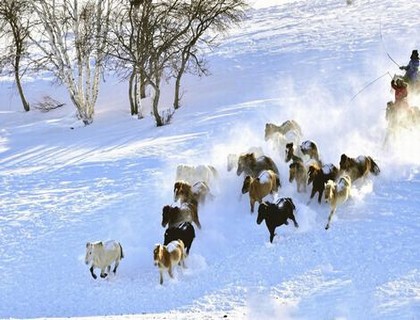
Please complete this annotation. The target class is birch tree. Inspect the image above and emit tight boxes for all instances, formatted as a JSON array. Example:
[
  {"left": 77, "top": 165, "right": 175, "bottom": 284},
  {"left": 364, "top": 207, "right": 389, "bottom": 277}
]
[
  {"left": 109, "top": 0, "right": 154, "bottom": 118},
  {"left": 0, "top": 0, "right": 32, "bottom": 112},
  {"left": 172, "top": 0, "right": 247, "bottom": 110},
  {"left": 110, "top": 0, "right": 247, "bottom": 126},
  {"left": 110, "top": 0, "right": 191, "bottom": 125},
  {"left": 30, "top": 0, "right": 116, "bottom": 125}
]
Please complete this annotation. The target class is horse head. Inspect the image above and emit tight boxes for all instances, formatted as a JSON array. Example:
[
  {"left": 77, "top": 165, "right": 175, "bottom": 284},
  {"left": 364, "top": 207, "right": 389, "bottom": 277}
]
[
  {"left": 289, "top": 162, "right": 297, "bottom": 183},
  {"left": 241, "top": 176, "right": 252, "bottom": 194},
  {"left": 174, "top": 181, "right": 192, "bottom": 202},
  {"left": 153, "top": 244, "right": 163, "bottom": 266},
  {"left": 339, "top": 154, "right": 350, "bottom": 170},
  {"left": 85, "top": 241, "right": 103, "bottom": 265},
  {"left": 285, "top": 143, "right": 294, "bottom": 163},
  {"left": 264, "top": 123, "right": 277, "bottom": 141},
  {"left": 162, "top": 205, "right": 178, "bottom": 227},
  {"left": 257, "top": 202, "right": 269, "bottom": 225},
  {"left": 307, "top": 164, "right": 319, "bottom": 184},
  {"left": 284, "top": 197, "right": 296, "bottom": 211},
  {"left": 237, "top": 153, "right": 255, "bottom": 176}
]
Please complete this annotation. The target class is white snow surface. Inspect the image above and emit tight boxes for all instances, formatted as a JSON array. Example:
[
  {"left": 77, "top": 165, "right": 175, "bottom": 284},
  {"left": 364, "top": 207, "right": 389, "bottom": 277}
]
[{"left": 1, "top": 0, "right": 420, "bottom": 319}]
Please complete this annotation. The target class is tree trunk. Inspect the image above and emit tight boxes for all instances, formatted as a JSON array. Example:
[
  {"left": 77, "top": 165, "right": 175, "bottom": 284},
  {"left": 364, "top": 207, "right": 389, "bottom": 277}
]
[
  {"left": 152, "top": 86, "right": 163, "bottom": 126},
  {"left": 140, "top": 70, "right": 147, "bottom": 99},
  {"left": 14, "top": 61, "right": 30, "bottom": 112},
  {"left": 173, "top": 61, "right": 186, "bottom": 110},
  {"left": 129, "top": 71, "right": 137, "bottom": 115}
]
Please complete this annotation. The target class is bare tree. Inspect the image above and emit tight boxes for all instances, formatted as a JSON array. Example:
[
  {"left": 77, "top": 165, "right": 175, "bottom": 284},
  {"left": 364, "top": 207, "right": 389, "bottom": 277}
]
[
  {"left": 172, "top": 0, "right": 247, "bottom": 110},
  {"left": 109, "top": 0, "right": 247, "bottom": 126},
  {"left": 108, "top": 0, "right": 154, "bottom": 118},
  {"left": 0, "top": 0, "right": 32, "bottom": 112},
  {"left": 110, "top": 0, "right": 192, "bottom": 125},
  {"left": 30, "top": 0, "right": 116, "bottom": 125}
]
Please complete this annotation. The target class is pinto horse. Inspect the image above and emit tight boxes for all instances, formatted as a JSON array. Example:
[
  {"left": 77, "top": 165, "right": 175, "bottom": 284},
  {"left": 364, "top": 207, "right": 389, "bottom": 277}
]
[
  {"left": 236, "top": 153, "right": 279, "bottom": 177},
  {"left": 339, "top": 154, "right": 380, "bottom": 182},
  {"left": 324, "top": 175, "right": 352, "bottom": 230}
]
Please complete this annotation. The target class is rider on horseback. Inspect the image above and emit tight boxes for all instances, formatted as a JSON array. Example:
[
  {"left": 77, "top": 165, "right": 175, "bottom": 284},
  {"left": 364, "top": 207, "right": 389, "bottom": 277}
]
[
  {"left": 387, "top": 77, "right": 411, "bottom": 126},
  {"left": 400, "top": 50, "right": 419, "bottom": 85}
]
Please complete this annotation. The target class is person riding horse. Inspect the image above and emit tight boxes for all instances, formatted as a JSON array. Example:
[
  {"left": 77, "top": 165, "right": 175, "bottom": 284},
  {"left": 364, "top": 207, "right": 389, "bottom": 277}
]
[
  {"left": 387, "top": 75, "right": 413, "bottom": 125},
  {"left": 400, "top": 49, "right": 419, "bottom": 85}
]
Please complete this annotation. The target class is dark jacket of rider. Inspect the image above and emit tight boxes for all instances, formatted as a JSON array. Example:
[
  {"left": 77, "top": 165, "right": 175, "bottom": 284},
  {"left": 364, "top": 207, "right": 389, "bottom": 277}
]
[{"left": 400, "top": 50, "right": 419, "bottom": 84}]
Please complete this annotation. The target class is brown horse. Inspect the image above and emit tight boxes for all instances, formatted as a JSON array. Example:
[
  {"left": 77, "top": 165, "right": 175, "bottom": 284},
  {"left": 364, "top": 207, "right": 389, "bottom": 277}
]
[
  {"left": 289, "top": 161, "right": 307, "bottom": 193},
  {"left": 237, "top": 153, "right": 279, "bottom": 178},
  {"left": 285, "top": 141, "right": 320, "bottom": 163},
  {"left": 300, "top": 140, "right": 320, "bottom": 162},
  {"left": 307, "top": 163, "right": 339, "bottom": 204},
  {"left": 241, "top": 170, "right": 280, "bottom": 213},
  {"left": 161, "top": 202, "right": 201, "bottom": 229},
  {"left": 173, "top": 180, "right": 212, "bottom": 205},
  {"left": 339, "top": 154, "right": 380, "bottom": 182},
  {"left": 284, "top": 142, "right": 303, "bottom": 163}
]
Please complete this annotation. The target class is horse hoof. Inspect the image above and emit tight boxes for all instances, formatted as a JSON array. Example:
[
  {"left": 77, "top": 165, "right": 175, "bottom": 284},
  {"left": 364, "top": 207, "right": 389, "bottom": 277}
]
[{"left": 100, "top": 273, "right": 107, "bottom": 278}]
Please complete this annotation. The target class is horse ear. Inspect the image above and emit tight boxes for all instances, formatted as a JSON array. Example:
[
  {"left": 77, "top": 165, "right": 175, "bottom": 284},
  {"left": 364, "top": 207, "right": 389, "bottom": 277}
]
[{"left": 86, "top": 242, "right": 91, "bottom": 248}]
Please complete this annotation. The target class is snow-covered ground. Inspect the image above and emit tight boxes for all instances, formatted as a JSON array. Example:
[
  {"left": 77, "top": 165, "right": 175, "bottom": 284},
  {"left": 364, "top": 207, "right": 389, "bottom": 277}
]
[{"left": 0, "top": 0, "right": 419, "bottom": 319}]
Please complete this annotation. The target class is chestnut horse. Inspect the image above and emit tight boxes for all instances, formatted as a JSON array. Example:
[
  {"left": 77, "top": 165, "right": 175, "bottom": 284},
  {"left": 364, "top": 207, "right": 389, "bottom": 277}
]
[
  {"left": 237, "top": 153, "right": 279, "bottom": 178},
  {"left": 339, "top": 154, "right": 380, "bottom": 182}
]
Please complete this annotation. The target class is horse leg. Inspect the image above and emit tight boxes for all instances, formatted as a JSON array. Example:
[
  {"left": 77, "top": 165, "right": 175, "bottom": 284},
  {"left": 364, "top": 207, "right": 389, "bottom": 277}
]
[
  {"left": 307, "top": 187, "right": 316, "bottom": 205},
  {"left": 290, "top": 214, "right": 299, "bottom": 228},
  {"left": 269, "top": 226, "right": 276, "bottom": 243},
  {"left": 159, "top": 269, "right": 163, "bottom": 285},
  {"left": 180, "top": 255, "right": 186, "bottom": 268},
  {"left": 250, "top": 199, "right": 255, "bottom": 213},
  {"left": 89, "top": 266, "right": 97, "bottom": 279},
  {"left": 100, "top": 268, "right": 107, "bottom": 278},
  {"left": 168, "top": 265, "right": 174, "bottom": 278},
  {"left": 113, "top": 259, "right": 120, "bottom": 274},
  {"left": 193, "top": 211, "right": 201, "bottom": 230},
  {"left": 317, "top": 189, "right": 323, "bottom": 204},
  {"left": 325, "top": 208, "right": 336, "bottom": 230}
]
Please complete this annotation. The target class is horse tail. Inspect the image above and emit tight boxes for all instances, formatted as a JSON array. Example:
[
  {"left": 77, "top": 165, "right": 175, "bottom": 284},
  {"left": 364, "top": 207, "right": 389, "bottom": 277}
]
[
  {"left": 119, "top": 243, "right": 124, "bottom": 259},
  {"left": 368, "top": 157, "right": 380, "bottom": 176}
]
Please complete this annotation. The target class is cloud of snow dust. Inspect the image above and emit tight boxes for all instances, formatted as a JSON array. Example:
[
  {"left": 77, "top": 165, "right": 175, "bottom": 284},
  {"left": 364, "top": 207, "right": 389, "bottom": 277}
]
[{"left": 263, "top": 58, "right": 420, "bottom": 185}]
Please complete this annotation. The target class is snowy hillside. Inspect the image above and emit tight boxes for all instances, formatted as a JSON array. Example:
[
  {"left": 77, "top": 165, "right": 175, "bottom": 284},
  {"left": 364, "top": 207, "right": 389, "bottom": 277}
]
[{"left": 0, "top": 0, "right": 419, "bottom": 319}]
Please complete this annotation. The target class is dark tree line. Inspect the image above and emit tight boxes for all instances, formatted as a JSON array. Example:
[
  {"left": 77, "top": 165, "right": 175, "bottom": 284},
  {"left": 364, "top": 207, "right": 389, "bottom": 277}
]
[{"left": 0, "top": 0, "right": 247, "bottom": 126}]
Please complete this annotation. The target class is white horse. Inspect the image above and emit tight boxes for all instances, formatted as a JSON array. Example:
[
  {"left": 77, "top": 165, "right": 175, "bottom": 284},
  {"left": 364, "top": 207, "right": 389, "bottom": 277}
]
[
  {"left": 175, "top": 164, "right": 218, "bottom": 187},
  {"left": 324, "top": 175, "right": 352, "bottom": 230},
  {"left": 85, "top": 240, "right": 124, "bottom": 279}
]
